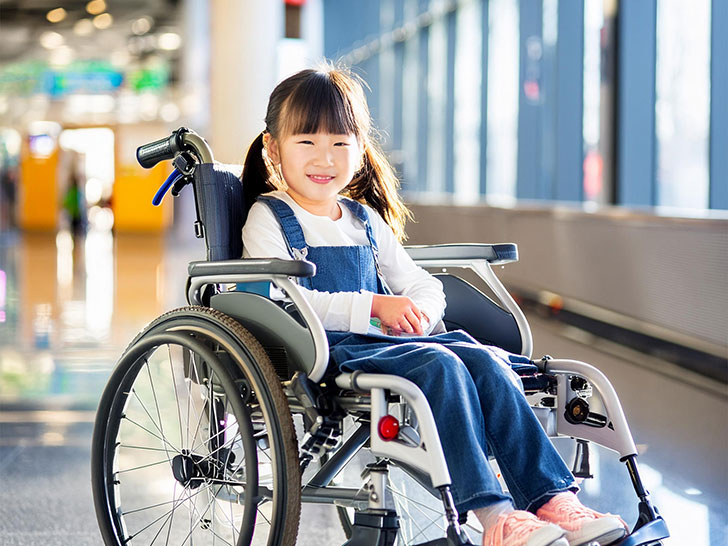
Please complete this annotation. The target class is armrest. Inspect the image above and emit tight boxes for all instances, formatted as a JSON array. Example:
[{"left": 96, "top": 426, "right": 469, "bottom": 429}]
[
  {"left": 188, "top": 258, "right": 316, "bottom": 278},
  {"left": 404, "top": 243, "right": 518, "bottom": 265}
]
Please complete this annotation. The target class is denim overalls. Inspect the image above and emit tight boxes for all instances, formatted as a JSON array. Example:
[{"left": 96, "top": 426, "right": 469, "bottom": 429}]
[{"left": 259, "top": 195, "right": 576, "bottom": 513}]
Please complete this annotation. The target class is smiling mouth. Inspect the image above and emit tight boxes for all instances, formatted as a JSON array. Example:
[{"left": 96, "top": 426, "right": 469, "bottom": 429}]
[{"left": 307, "top": 174, "right": 335, "bottom": 184}]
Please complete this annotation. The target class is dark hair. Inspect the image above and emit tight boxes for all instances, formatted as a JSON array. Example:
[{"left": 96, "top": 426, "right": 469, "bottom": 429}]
[{"left": 241, "top": 63, "right": 411, "bottom": 241}]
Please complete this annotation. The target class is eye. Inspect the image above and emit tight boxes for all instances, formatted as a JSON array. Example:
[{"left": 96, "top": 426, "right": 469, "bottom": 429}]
[
  {"left": 297, "top": 140, "right": 314, "bottom": 145},
  {"left": 334, "top": 141, "right": 350, "bottom": 147}
]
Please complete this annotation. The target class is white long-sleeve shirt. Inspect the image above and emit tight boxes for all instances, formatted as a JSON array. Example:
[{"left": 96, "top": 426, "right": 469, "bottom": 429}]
[{"left": 241, "top": 191, "right": 446, "bottom": 335}]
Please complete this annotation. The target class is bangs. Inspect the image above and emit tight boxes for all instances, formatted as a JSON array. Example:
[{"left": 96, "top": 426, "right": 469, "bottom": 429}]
[{"left": 280, "top": 71, "right": 363, "bottom": 137}]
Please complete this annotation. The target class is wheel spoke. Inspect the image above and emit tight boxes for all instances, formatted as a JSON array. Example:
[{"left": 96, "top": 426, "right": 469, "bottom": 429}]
[
  {"left": 209, "top": 485, "right": 239, "bottom": 545},
  {"left": 116, "top": 458, "right": 171, "bottom": 475},
  {"left": 126, "top": 483, "right": 208, "bottom": 540},
  {"left": 129, "top": 387, "right": 166, "bottom": 440},
  {"left": 169, "top": 344, "right": 186, "bottom": 452},
  {"left": 164, "top": 480, "right": 178, "bottom": 545},
  {"left": 190, "top": 422, "right": 237, "bottom": 462},
  {"left": 120, "top": 444, "right": 179, "bottom": 454},
  {"left": 145, "top": 357, "right": 167, "bottom": 441},
  {"left": 178, "top": 484, "right": 221, "bottom": 546},
  {"left": 123, "top": 482, "right": 208, "bottom": 517},
  {"left": 122, "top": 414, "right": 181, "bottom": 455},
  {"left": 188, "top": 352, "right": 208, "bottom": 449},
  {"left": 148, "top": 493, "right": 179, "bottom": 546},
  {"left": 386, "top": 479, "right": 447, "bottom": 544}
]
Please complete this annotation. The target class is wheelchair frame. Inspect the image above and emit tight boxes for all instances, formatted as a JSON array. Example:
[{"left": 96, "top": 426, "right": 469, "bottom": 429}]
[{"left": 92, "top": 127, "right": 670, "bottom": 546}]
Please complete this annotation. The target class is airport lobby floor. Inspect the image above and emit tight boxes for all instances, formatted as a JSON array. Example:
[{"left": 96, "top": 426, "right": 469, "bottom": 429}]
[{"left": 0, "top": 227, "right": 725, "bottom": 545}]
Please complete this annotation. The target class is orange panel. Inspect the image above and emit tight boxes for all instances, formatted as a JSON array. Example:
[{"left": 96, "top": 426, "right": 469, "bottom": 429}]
[
  {"left": 112, "top": 162, "right": 172, "bottom": 232},
  {"left": 19, "top": 142, "right": 59, "bottom": 231}
]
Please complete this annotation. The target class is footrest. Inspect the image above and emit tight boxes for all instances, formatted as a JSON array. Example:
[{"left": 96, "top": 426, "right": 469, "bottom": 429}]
[
  {"left": 614, "top": 517, "right": 670, "bottom": 546},
  {"left": 413, "top": 536, "right": 475, "bottom": 546}
]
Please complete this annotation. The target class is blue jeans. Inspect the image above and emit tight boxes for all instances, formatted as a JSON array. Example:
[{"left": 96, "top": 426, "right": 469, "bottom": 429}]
[{"left": 327, "top": 329, "right": 577, "bottom": 513}]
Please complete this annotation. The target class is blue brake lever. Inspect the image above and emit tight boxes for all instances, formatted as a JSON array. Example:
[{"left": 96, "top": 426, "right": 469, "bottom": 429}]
[{"left": 152, "top": 169, "right": 183, "bottom": 206}]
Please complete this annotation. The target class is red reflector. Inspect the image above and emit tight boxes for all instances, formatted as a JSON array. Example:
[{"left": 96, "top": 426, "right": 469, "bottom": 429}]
[{"left": 378, "top": 415, "right": 400, "bottom": 441}]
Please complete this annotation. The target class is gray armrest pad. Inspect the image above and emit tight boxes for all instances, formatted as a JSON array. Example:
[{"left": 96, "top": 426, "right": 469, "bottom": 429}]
[
  {"left": 404, "top": 243, "right": 518, "bottom": 265},
  {"left": 188, "top": 258, "right": 316, "bottom": 278}
]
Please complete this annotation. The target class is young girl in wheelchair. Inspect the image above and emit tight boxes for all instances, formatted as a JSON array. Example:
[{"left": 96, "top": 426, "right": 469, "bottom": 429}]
[{"left": 240, "top": 64, "right": 628, "bottom": 546}]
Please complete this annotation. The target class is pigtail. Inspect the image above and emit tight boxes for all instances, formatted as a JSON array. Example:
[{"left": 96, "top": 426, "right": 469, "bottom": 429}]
[
  {"left": 241, "top": 132, "right": 276, "bottom": 208},
  {"left": 347, "top": 141, "right": 412, "bottom": 242}
]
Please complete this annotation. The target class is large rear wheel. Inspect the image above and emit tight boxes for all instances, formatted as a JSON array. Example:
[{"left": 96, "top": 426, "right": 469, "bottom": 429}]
[{"left": 91, "top": 307, "right": 301, "bottom": 545}]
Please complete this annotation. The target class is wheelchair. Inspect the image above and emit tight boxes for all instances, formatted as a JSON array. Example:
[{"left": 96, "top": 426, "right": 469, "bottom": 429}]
[{"left": 91, "top": 127, "right": 670, "bottom": 546}]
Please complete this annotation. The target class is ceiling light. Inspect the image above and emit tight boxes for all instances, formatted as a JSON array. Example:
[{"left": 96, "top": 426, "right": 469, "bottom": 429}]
[
  {"left": 40, "top": 31, "right": 64, "bottom": 49},
  {"left": 74, "top": 18, "right": 94, "bottom": 36},
  {"left": 67, "top": 94, "right": 115, "bottom": 115},
  {"left": 159, "top": 102, "right": 180, "bottom": 123},
  {"left": 93, "top": 13, "right": 113, "bottom": 30},
  {"left": 110, "top": 50, "right": 130, "bottom": 68},
  {"left": 131, "top": 16, "right": 153, "bottom": 35},
  {"left": 46, "top": 8, "right": 67, "bottom": 23},
  {"left": 49, "top": 46, "right": 74, "bottom": 67},
  {"left": 86, "top": 0, "right": 106, "bottom": 15},
  {"left": 158, "top": 32, "right": 182, "bottom": 51}
]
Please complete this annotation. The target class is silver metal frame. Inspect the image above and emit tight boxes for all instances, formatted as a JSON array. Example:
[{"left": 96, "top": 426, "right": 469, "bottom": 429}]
[
  {"left": 407, "top": 256, "right": 534, "bottom": 359},
  {"left": 182, "top": 131, "right": 214, "bottom": 163},
  {"left": 335, "top": 373, "right": 452, "bottom": 489},
  {"left": 406, "top": 254, "right": 637, "bottom": 460},
  {"left": 187, "top": 273, "right": 330, "bottom": 382},
  {"left": 188, "top": 253, "right": 639, "bottom": 493},
  {"left": 544, "top": 358, "right": 638, "bottom": 458}
]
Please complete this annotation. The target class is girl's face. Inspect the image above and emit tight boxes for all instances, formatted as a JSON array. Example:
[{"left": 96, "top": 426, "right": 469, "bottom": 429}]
[{"left": 267, "top": 131, "right": 362, "bottom": 217}]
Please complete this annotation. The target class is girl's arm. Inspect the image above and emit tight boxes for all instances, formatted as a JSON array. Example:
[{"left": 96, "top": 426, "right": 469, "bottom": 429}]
[
  {"left": 242, "top": 201, "right": 374, "bottom": 333},
  {"left": 367, "top": 207, "right": 446, "bottom": 333}
]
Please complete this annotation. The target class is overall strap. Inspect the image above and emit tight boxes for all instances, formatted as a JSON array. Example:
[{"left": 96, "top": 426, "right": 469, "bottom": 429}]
[
  {"left": 257, "top": 196, "right": 309, "bottom": 260},
  {"left": 340, "top": 198, "right": 392, "bottom": 295},
  {"left": 340, "top": 198, "right": 380, "bottom": 253}
]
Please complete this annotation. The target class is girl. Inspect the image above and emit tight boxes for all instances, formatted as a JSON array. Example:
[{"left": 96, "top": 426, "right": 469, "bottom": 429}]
[{"left": 241, "top": 65, "right": 628, "bottom": 546}]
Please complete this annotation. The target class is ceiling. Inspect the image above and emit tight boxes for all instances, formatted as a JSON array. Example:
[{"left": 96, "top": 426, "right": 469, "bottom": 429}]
[{"left": 0, "top": 0, "right": 182, "bottom": 66}]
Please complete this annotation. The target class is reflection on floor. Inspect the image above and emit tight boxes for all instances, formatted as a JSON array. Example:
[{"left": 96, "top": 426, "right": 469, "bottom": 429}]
[{"left": 0, "top": 228, "right": 725, "bottom": 545}]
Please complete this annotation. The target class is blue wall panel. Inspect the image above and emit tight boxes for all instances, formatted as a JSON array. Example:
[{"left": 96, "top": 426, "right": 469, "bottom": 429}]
[
  {"left": 479, "top": 0, "right": 489, "bottom": 196},
  {"left": 710, "top": 0, "right": 728, "bottom": 210},
  {"left": 616, "top": 1, "right": 657, "bottom": 206},
  {"left": 323, "top": 0, "right": 381, "bottom": 59},
  {"left": 445, "top": 10, "right": 456, "bottom": 194},
  {"left": 554, "top": 2, "right": 584, "bottom": 201},
  {"left": 516, "top": 0, "right": 543, "bottom": 199},
  {"left": 417, "top": 26, "right": 429, "bottom": 192}
]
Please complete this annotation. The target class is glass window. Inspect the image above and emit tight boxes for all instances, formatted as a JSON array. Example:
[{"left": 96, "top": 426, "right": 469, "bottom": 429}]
[
  {"left": 582, "top": 0, "right": 604, "bottom": 206},
  {"left": 379, "top": 0, "right": 396, "bottom": 150},
  {"left": 426, "top": 1, "right": 448, "bottom": 196},
  {"left": 401, "top": 0, "right": 420, "bottom": 189},
  {"left": 453, "top": 0, "right": 482, "bottom": 203},
  {"left": 655, "top": 0, "right": 711, "bottom": 210},
  {"left": 485, "top": 0, "right": 520, "bottom": 203}
]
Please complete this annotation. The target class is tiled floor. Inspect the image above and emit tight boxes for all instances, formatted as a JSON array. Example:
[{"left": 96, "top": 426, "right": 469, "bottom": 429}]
[{"left": 0, "top": 226, "right": 725, "bottom": 545}]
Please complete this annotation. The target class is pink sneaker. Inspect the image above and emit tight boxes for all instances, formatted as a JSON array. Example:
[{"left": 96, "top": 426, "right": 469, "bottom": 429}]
[
  {"left": 536, "top": 493, "right": 628, "bottom": 545},
  {"left": 483, "top": 510, "right": 568, "bottom": 546}
]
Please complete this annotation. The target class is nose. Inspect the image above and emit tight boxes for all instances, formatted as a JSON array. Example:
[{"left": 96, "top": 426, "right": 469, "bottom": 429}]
[{"left": 312, "top": 145, "right": 334, "bottom": 166}]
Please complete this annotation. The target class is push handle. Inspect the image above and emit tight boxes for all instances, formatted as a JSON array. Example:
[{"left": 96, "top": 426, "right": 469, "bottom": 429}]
[{"left": 136, "top": 129, "right": 187, "bottom": 168}]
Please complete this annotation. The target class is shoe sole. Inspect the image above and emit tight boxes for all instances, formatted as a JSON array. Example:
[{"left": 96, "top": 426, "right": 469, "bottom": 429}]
[
  {"left": 526, "top": 524, "right": 568, "bottom": 546},
  {"left": 570, "top": 526, "right": 627, "bottom": 546}
]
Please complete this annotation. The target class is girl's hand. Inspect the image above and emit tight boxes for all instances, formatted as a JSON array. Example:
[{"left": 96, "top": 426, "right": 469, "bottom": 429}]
[{"left": 371, "top": 294, "right": 424, "bottom": 335}]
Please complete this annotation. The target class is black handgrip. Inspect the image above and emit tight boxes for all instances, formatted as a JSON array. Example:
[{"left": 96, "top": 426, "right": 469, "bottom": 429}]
[
  {"left": 136, "top": 135, "right": 175, "bottom": 168},
  {"left": 136, "top": 128, "right": 188, "bottom": 168}
]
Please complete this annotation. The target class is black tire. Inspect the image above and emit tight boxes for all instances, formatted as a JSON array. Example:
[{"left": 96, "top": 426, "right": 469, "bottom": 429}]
[{"left": 91, "top": 307, "right": 301, "bottom": 545}]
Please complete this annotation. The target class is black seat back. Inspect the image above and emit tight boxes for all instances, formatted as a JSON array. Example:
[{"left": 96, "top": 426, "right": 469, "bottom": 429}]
[
  {"left": 193, "top": 163, "right": 246, "bottom": 261},
  {"left": 436, "top": 273, "right": 523, "bottom": 355}
]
